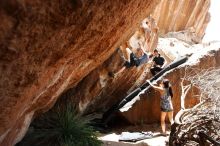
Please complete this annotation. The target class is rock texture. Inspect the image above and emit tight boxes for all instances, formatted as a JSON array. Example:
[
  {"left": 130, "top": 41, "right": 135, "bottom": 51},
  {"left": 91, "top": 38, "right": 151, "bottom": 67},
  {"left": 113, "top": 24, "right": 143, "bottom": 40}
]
[
  {"left": 0, "top": 0, "right": 160, "bottom": 145},
  {"left": 76, "top": 17, "right": 159, "bottom": 115},
  {"left": 0, "top": 0, "right": 212, "bottom": 145},
  {"left": 120, "top": 41, "right": 220, "bottom": 124},
  {"left": 164, "top": 30, "right": 201, "bottom": 44},
  {"left": 152, "top": 0, "right": 211, "bottom": 43}
]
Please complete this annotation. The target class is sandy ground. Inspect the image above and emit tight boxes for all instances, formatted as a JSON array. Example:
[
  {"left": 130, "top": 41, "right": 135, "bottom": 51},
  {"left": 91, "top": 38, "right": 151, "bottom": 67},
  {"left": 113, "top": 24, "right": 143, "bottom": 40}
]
[{"left": 99, "top": 124, "right": 171, "bottom": 146}]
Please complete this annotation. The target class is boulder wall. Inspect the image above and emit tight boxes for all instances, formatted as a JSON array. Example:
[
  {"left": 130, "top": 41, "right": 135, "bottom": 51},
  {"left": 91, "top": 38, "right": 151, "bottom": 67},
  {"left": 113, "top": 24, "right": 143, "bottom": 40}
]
[{"left": 0, "top": 0, "right": 160, "bottom": 145}]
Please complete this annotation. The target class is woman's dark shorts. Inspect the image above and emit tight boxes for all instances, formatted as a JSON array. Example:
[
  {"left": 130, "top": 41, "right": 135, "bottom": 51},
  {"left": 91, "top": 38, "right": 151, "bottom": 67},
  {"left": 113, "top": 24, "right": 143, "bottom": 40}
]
[{"left": 160, "top": 108, "right": 173, "bottom": 112}]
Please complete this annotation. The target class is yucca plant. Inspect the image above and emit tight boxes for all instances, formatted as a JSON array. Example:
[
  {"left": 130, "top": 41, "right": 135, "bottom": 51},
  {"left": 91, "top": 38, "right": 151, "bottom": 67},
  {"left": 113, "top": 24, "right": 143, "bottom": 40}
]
[{"left": 18, "top": 104, "right": 102, "bottom": 146}]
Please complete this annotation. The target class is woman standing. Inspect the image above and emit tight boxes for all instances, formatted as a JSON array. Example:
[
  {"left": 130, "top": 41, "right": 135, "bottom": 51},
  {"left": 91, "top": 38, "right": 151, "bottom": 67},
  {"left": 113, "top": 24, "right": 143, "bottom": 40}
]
[{"left": 147, "top": 79, "right": 174, "bottom": 135}]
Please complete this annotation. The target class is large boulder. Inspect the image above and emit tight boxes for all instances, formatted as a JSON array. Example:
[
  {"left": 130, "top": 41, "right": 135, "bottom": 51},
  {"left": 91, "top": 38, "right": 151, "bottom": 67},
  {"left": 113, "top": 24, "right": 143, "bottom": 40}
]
[
  {"left": 0, "top": 0, "right": 212, "bottom": 145},
  {"left": 0, "top": 0, "right": 160, "bottom": 145}
]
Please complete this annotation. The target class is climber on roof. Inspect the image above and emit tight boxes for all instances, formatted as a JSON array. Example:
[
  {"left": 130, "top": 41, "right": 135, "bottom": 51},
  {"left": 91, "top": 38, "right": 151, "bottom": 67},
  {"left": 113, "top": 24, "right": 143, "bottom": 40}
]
[{"left": 109, "top": 42, "right": 151, "bottom": 77}]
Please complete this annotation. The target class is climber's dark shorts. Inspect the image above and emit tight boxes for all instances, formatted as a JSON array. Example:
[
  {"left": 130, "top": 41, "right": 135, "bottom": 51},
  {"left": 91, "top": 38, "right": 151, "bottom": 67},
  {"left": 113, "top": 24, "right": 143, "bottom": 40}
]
[
  {"left": 124, "top": 53, "right": 139, "bottom": 68},
  {"left": 150, "top": 66, "right": 163, "bottom": 75}
]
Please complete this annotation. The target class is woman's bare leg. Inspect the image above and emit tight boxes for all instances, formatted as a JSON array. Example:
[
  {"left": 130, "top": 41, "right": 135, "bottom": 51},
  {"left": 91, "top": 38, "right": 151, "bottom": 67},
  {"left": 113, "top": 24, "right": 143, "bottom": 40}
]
[
  {"left": 168, "top": 111, "right": 174, "bottom": 125},
  {"left": 161, "top": 111, "right": 167, "bottom": 133}
]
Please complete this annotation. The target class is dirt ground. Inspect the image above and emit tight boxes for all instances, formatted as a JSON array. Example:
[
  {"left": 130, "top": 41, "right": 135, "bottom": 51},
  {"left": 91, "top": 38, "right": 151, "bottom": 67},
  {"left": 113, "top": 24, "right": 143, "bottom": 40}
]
[{"left": 99, "top": 123, "right": 171, "bottom": 146}]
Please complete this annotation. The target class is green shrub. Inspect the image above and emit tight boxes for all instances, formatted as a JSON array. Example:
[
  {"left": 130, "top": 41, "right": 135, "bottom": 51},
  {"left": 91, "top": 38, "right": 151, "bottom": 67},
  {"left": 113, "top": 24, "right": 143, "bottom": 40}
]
[{"left": 18, "top": 105, "right": 102, "bottom": 146}]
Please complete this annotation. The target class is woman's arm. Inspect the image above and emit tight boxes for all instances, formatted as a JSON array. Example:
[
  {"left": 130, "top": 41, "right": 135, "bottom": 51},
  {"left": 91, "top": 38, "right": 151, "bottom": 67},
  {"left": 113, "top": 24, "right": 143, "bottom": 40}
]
[{"left": 147, "top": 80, "right": 163, "bottom": 91}]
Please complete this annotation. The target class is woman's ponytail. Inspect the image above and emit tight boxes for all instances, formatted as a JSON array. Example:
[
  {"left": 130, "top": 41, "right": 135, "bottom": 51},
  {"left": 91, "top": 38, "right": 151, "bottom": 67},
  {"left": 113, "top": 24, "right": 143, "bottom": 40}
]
[
  {"left": 163, "top": 79, "right": 173, "bottom": 98},
  {"left": 169, "top": 87, "right": 173, "bottom": 98}
]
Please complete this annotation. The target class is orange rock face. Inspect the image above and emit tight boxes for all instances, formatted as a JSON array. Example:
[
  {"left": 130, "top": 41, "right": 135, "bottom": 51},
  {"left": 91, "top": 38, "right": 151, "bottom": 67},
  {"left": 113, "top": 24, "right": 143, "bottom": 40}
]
[
  {"left": 152, "top": 0, "right": 211, "bottom": 42},
  {"left": 0, "top": 0, "right": 160, "bottom": 145},
  {"left": 0, "top": 0, "right": 213, "bottom": 145}
]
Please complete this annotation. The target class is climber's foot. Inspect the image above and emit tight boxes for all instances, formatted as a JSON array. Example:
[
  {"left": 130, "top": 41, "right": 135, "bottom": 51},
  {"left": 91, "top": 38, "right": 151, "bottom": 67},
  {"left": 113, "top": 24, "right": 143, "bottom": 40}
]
[
  {"left": 116, "top": 47, "right": 120, "bottom": 52},
  {"left": 108, "top": 72, "right": 115, "bottom": 78}
]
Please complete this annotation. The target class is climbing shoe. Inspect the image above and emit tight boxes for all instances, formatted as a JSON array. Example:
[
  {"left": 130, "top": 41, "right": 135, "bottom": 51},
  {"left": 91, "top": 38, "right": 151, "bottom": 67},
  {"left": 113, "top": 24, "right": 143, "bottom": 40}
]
[{"left": 108, "top": 72, "right": 115, "bottom": 78}]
